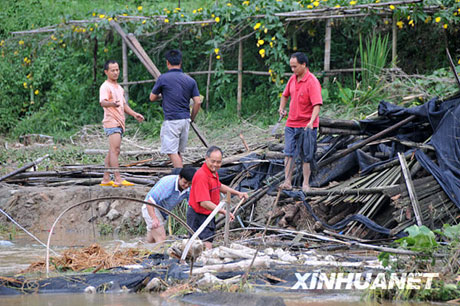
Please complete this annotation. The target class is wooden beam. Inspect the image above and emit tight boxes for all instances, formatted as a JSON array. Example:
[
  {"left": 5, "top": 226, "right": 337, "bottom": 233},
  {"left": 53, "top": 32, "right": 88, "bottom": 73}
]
[
  {"left": 122, "top": 39, "right": 129, "bottom": 102},
  {"left": 109, "top": 20, "right": 160, "bottom": 80},
  {"left": 398, "top": 152, "right": 423, "bottom": 226},
  {"left": 323, "top": 19, "right": 332, "bottom": 85},
  {"left": 237, "top": 39, "right": 243, "bottom": 117}
]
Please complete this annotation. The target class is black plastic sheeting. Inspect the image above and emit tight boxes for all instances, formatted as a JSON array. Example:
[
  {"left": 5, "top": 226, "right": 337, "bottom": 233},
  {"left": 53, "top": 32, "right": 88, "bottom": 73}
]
[
  {"left": 373, "top": 97, "right": 460, "bottom": 208},
  {"left": 0, "top": 271, "right": 159, "bottom": 295},
  {"left": 283, "top": 190, "right": 403, "bottom": 237}
]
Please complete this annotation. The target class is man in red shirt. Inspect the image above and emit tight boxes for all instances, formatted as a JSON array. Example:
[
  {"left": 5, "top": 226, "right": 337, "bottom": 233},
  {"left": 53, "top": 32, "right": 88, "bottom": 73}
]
[
  {"left": 279, "top": 52, "right": 322, "bottom": 193},
  {"left": 187, "top": 146, "right": 249, "bottom": 249}
]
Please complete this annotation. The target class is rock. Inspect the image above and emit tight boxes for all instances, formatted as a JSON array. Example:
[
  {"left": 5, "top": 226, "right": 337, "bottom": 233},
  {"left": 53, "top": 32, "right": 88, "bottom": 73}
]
[
  {"left": 146, "top": 277, "right": 164, "bottom": 292},
  {"left": 111, "top": 200, "right": 121, "bottom": 210},
  {"left": 107, "top": 208, "right": 121, "bottom": 221},
  {"left": 97, "top": 202, "right": 110, "bottom": 217},
  {"left": 84, "top": 286, "right": 96, "bottom": 294},
  {"left": 122, "top": 210, "right": 132, "bottom": 222}
]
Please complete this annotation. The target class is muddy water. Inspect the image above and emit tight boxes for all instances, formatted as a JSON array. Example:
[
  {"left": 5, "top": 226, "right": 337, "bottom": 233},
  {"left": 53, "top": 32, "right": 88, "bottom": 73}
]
[{"left": 0, "top": 233, "right": 447, "bottom": 306}]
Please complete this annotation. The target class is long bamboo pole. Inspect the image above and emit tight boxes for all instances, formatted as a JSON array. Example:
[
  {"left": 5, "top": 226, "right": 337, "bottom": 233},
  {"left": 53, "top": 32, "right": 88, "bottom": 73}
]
[{"left": 237, "top": 39, "right": 243, "bottom": 117}]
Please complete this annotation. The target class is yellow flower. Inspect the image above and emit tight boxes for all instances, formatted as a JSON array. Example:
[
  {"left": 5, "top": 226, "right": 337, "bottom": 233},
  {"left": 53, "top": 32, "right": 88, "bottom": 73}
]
[
  {"left": 254, "top": 23, "right": 261, "bottom": 30},
  {"left": 335, "top": 5, "right": 340, "bottom": 8},
  {"left": 214, "top": 48, "right": 219, "bottom": 54},
  {"left": 24, "top": 57, "right": 28, "bottom": 62},
  {"left": 425, "top": 16, "right": 432, "bottom": 23},
  {"left": 137, "top": 6, "right": 143, "bottom": 11},
  {"left": 278, "top": 93, "right": 282, "bottom": 98},
  {"left": 389, "top": 5, "right": 395, "bottom": 10},
  {"left": 264, "top": 28, "right": 268, "bottom": 34},
  {"left": 407, "top": 15, "right": 411, "bottom": 20},
  {"left": 0, "top": 40, "right": 4, "bottom": 46},
  {"left": 280, "top": 79, "right": 284, "bottom": 84},
  {"left": 211, "top": 14, "right": 215, "bottom": 17},
  {"left": 104, "top": 48, "right": 108, "bottom": 52},
  {"left": 99, "top": 14, "right": 105, "bottom": 18},
  {"left": 435, "top": 17, "right": 441, "bottom": 23},
  {"left": 271, "top": 36, "right": 276, "bottom": 41},
  {"left": 259, "top": 49, "right": 265, "bottom": 56},
  {"left": 227, "top": 3, "right": 232, "bottom": 6},
  {"left": 242, "top": 0, "right": 250, "bottom": 5},
  {"left": 23, "top": 82, "right": 27, "bottom": 88},
  {"left": 181, "top": 14, "right": 184, "bottom": 17},
  {"left": 307, "top": 5, "right": 313, "bottom": 9},
  {"left": 175, "top": 7, "right": 181, "bottom": 11},
  {"left": 313, "top": 1, "right": 320, "bottom": 6},
  {"left": 458, "top": 59, "right": 460, "bottom": 65},
  {"left": 216, "top": 55, "right": 221, "bottom": 59},
  {"left": 443, "top": 24, "right": 448, "bottom": 29},
  {"left": 384, "top": 19, "right": 389, "bottom": 25},
  {"left": 62, "top": 43, "right": 66, "bottom": 48},
  {"left": 396, "top": 21, "right": 403, "bottom": 29},
  {"left": 27, "top": 73, "right": 32, "bottom": 79},
  {"left": 108, "top": 17, "right": 113, "bottom": 21},
  {"left": 193, "top": 9, "right": 197, "bottom": 14},
  {"left": 258, "top": 39, "right": 264, "bottom": 45},
  {"left": 270, "top": 42, "right": 273, "bottom": 47},
  {"left": 34, "top": 89, "right": 39, "bottom": 95},
  {"left": 142, "top": 20, "right": 146, "bottom": 24},
  {"left": 92, "top": 12, "right": 96, "bottom": 16},
  {"left": 164, "top": 18, "right": 170, "bottom": 23},
  {"left": 409, "top": 20, "right": 414, "bottom": 27},
  {"left": 123, "top": 13, "right": 127, "bottom": 16},
  {"left": 90, "top": 27, "right": 93, "bottom": 31},
  {"left": 215, "top": 17, "right": 220, "bottom": 22},
  {"left": 269, "top": 69, "right": 273, "bottom": 75},
  {"left": 375, "top": 0, "right": 380, "bottom": 3},
  {"left": 19, "top": 40, "right": 24, "bottom": 45}
]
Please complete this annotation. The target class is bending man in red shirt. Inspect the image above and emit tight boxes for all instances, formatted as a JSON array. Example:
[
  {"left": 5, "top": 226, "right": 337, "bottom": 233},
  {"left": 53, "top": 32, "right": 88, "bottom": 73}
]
[
  {"left": 279, "top": 52, "right": 322, "bottom": 193},
  {"left": 187, "top": 146, "right": 249, "bottom": 250}
]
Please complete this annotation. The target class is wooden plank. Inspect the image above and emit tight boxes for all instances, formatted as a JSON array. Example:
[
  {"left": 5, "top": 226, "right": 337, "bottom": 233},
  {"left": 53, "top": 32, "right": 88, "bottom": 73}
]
[
  {"left": 237, "top": 39, "right": 243, "bottom": 117},
  {"left": 0, "top": 155, "right": 49, "bottom": 182},
  {"left": 109, "top": 20, "right": 160, "bottom": 80},
  {"left": 126, "top": 34, "right": 161, "bottom": 78},
  {"left": 122, "top": 39, "right": 129, "bottom": 102},
  {"left": 398, "top": 152, "right": 423, "bottom": 226},
  {"left": 323, "top": 19, "right": 331, "bottom": 85}
]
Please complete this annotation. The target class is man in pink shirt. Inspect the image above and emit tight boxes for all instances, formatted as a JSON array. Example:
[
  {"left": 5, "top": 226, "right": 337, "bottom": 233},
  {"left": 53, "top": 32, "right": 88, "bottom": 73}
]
[
  {"left": 278, "top": 52, "right": 322, "bottom": 193},
  {"left": 99, "top": 60, "right": 144, "bottom": 187}
]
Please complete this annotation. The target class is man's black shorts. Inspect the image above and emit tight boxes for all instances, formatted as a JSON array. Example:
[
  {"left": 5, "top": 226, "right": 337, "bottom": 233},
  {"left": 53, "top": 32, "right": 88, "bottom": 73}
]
[{"left": 186, "top": 206, "right": 215, "bottom": 242}]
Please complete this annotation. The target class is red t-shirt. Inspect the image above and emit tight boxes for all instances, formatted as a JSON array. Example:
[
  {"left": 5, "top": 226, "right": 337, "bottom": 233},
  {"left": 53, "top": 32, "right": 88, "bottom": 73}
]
[
  {"left": 282, "top": 69, "right": 323, "bottom": 128},
  {"left": 189, "top": 163, "right": 222, "bottom": 215}
]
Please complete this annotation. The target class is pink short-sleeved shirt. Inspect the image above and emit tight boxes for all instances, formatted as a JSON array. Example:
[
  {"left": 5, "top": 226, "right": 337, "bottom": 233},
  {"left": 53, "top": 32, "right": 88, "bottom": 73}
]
[
  {"left": 99, "top": 81, "right": 126, "bottom": 131},
  {"left": 282, "top": 69, "right": 323, "bottom": 128}
]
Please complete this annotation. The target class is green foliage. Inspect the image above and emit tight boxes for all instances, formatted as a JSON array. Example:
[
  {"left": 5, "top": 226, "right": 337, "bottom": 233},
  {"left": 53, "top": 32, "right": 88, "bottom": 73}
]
[
  {"left": 98, "top": 223, "right": 113, "bottom": 236},
  {"left": 374, "top": 224, "right": 460, "bottom": 302},
  {"left": 0, "top": 0, "right": 459, "bottom": 137}
]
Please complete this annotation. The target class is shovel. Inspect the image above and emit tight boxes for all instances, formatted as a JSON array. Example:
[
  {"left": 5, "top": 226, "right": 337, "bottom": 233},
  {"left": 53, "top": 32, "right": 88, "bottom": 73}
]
[{"left": 271, "top": 115, "right": 284, "bottom": 135}]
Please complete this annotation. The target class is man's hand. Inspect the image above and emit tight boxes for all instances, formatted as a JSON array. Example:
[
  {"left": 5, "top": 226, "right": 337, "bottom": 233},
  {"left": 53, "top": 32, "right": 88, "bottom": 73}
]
[
  {"left": 151, "top": 217, "right": 161, "bottom": 229},
  {"left": 278, "top": 109, "right": 287, "bottom": 117},
  {"left": 113, "top": 100, "right": 121, "bottom": 107},
  {"left": 305, "top": 121, "right": 314, "bottom": 130},
  {"left": 134, "top": 113, "right": 144, "bottom": 122},
  {"left": 238, "top": 192, "right": 249, "bottom": 200}
]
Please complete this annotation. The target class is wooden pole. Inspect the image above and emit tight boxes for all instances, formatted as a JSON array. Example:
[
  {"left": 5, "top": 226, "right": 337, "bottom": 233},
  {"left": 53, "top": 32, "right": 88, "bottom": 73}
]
[
  {"left": 0, "top": 154, "right": 49, "bottom": 182},
  {"left": 237, "top": 39, "right": 243, "bottom": 117},
  {"left": 92, "top": 38, "right": 98, "bottom": 94},
  {"left": 398, "top": 152, "right": 423, "bottom": 226},
  {"left": 122, "top": 39, "right": 129, "bottom": 103},
  {"left": 323, "top": 19, "right": 332, "bottom": 85},
  {"left": 392, "top": 14, "right": 397, "bottom": 67},
  {"left": 224, "top": 192, "right": 231, "bottom": 246},
  {"left": 318, "top": 115, "right": 416, "bottom": 168},
  {"left": 206, "top": 53, "right": 212, "bottom": 111}
]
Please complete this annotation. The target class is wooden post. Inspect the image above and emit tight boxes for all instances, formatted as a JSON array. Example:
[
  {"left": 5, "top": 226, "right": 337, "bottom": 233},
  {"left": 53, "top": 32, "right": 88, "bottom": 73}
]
[
  {"left": 122, "top": 39, "right": 129, "bottom": 103},
  {"left": 398, "top": 153, "right": 423, "bottom": 226},
  {"left": 206, "top": 53, "right": 212, "bottom": 111},
  {"left": 237, "top": 39, "right": 243, "bottom": 117},
  {"left": 323, "top": 19, "right": 331, "bottom": 85},
  {"left": 224, "top": 192, "right": 231, "bottom": 246},
  {"left": 92, "top": 38, "right": 98, "bottom": 95},
  {"left": 392, "top": 15, "right": 397, "bottom": 67}
]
